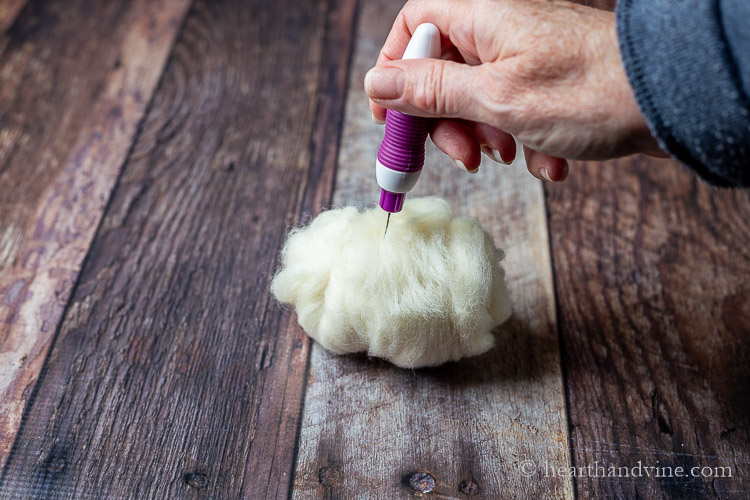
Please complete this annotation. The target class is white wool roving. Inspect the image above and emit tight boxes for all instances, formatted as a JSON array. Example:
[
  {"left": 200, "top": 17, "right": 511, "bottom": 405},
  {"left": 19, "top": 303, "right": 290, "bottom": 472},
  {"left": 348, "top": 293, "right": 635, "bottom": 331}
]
[{"left": 270, "top": 197, "right": 512, "bottom": 368}]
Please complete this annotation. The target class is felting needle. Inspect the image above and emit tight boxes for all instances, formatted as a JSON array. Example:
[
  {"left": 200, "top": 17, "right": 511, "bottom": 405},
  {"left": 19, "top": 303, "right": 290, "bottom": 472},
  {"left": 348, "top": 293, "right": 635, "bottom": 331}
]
[
  {"left": 374, "top": 23, "right": 440, "bottom": 223},
  {"left": 384, "top": 212, "right": 391, "bottom": 237}
]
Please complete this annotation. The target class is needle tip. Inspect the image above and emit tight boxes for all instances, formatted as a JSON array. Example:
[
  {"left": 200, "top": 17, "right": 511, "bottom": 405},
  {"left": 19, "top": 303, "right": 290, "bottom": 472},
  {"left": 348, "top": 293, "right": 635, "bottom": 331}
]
[{"left": 384, "top": 212, "right": 391, "bottom": 237}]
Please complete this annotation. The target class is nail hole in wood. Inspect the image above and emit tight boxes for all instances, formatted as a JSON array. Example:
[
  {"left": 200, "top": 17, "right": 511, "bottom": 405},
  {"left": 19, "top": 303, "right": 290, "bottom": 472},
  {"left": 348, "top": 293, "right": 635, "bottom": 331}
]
[
  {"left": 318, "top": 466, "right": 340, "bottom": 487},
  {"left": 47, "top": 457, "right": 66, "bottom": 473},
  {"left": 183, "top": 472, "right": 208, "bottom": 489},
  {"left": 459, "top": 479, "right": 480, "bottom": 496}
]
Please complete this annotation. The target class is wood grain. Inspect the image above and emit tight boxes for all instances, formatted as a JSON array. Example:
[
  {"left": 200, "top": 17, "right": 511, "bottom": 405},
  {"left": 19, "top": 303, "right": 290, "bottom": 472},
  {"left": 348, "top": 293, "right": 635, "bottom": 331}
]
[
  {"left": 547, "top": 158, "right": 750, "bottom": 499},
  {"left": 549, "top": 0, "right": 749, "bottom": 498},
  {"left": 0, "top": 0, "right": 357, "bottom": 497},
  {"left": 0, "top": 0, "right": 190, "bottom": 472},
  {"left": 291, "top": 0, "right": 573, "bottom": 497}
]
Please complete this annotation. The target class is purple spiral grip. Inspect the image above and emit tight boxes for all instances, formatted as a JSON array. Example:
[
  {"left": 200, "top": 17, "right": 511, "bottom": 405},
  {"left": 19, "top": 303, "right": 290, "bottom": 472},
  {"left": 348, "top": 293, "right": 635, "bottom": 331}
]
[{"left": 377, "top": 109, "right": 431, "bottom": 213}]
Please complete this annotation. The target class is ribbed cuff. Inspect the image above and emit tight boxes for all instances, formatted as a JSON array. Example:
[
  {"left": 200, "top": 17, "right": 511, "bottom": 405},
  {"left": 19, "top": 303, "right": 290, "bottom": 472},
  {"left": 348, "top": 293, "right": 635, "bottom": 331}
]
[{"left": 616, "top": 0, "right": 750, "bottom": 187}]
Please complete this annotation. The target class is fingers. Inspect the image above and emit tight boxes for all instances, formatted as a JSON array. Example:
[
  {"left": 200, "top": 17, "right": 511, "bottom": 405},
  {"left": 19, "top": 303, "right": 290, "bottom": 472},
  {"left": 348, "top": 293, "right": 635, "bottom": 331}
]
[
  {"left": 429, "top": 120, "right": 481, "bottom": 173},
  {"left": 365, "top": 58, "right": 498, "bottom": 124},
  {"left": 370, "top": 0, "right": 461, "bottom": 123},
  {"left": 644, "top": 149, "right": 670, "bottom": 159},
  {"left": 386, "top": 114, "right": 565, "bottom": 183},
  {"left": 376, "top": 0, "right": 473, "bottom": 66},
  {"left": 429, "top": 119, "right": 517, "bottom": 174},
  {"left": 430, "top": 125, "right": 568, "bottom": 182},
  {"left": 523, "top": 146, "right": 569, "bottom": 182},
  {"left": 369, "top": 44, "right": 468, "bottom": 124},
  {"left": 466, "top": 121, "right": 516, "bottom": 165},
  {"left": 371, "top": 106, "right": 386, "bottom": 124},
  {"left": 367, "top": 0, "right": 500, "bottom": 125}
]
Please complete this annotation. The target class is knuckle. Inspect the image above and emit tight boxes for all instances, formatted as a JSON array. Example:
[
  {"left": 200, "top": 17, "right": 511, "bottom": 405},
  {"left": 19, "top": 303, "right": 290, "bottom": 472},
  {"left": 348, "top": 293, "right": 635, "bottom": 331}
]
[
  {"left": 477, "top": 66, "right": 515, "bottom": 123},
  {"left": 516, "top": 43, "right": 580, "bottom": 82},
  {"left": 515, "top": 49, "right": 550, "bottom": 80},
  {"left": 411, "top": 63, "right": 449, "bottom": 115}
]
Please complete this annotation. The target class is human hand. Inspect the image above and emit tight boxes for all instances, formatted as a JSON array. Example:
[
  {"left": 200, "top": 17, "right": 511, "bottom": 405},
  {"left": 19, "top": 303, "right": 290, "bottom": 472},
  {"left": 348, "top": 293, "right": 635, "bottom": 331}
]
[{"left": 365, "top": 0, "right": 664, "bottom": 182}]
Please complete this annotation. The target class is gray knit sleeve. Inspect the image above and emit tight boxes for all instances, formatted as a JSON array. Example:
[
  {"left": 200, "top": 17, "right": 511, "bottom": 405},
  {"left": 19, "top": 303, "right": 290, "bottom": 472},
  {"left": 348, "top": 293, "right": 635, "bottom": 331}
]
[{"left": 616, "top": 0, "right": 750, "bottom": 187}]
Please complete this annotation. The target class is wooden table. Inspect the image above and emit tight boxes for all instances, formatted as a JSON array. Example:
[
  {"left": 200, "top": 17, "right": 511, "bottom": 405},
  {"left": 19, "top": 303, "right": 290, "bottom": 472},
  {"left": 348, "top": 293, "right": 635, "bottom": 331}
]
[{"left": 1, "top": 0, "right": 748, "bottom": 498}]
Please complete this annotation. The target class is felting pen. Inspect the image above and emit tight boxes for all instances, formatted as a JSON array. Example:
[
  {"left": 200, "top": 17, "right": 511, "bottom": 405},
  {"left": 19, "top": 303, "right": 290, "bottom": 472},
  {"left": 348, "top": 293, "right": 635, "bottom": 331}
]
[{"left": 376, "top": 23, "right": 441, "bottom": 235}]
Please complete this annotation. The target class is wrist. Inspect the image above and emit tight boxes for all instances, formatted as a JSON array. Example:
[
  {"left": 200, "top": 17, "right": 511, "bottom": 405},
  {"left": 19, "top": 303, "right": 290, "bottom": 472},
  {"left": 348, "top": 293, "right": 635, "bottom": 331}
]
[{"left": 610, "top": 20, "right": 666, "bottom": 157}]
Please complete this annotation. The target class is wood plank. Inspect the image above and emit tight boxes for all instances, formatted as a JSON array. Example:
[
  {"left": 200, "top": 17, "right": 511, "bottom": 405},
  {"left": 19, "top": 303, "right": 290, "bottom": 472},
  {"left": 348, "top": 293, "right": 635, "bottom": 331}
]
[
  {"left": 0, "top": 0, "right": 191, "bottom": 472},
  {"left": 547, "top": 157, "right": 750, "bottom": 498},
  {"left": 291, "top": 0, "right": 573, "bottom": 497},
  {"left": 0, "top": 0, "right": 27, "bottom": 34},
  {"left": 0, "top": 0, "right": 357, "bottom": 497}
]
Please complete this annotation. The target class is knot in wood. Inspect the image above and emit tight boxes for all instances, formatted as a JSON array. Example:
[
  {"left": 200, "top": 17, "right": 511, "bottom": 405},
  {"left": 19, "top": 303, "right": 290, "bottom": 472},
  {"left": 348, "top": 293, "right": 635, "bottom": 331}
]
[
  {"left": 183, "top": 472, "right": 209, "bottom": 489},
  {"left": 458, "top": 479, "right": 480, "bottom": 496},
  {"left": 318, "top": 466, "right": 340, "bottom": 486},
  {"left": 409, "top": 471, "right": 436, "bottom": 493}
]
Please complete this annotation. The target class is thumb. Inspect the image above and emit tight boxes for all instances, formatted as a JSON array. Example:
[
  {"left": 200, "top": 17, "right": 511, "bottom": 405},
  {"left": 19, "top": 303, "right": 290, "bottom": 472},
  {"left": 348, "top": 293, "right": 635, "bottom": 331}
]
[{"left": 364, "top": 59, "right": 491, "bottom": 122}]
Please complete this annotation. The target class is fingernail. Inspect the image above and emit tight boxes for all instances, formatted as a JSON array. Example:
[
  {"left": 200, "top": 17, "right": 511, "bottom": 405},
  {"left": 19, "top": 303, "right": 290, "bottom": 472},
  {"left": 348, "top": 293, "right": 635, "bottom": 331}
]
[
  {"left": 372, "top": 113, "right": 385, "bottom": 125},
  {"left": 540, "top": 168, "right": 553, "bottom": 182},
  {"left": 364, "top": 67, "right": 404, "bottom": 100},
  {"left": 481, "top": 145, "right": 511, "bottom": 165},
  {"left": 455, "top": 159, "right": 478, "bottom": 174}
]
